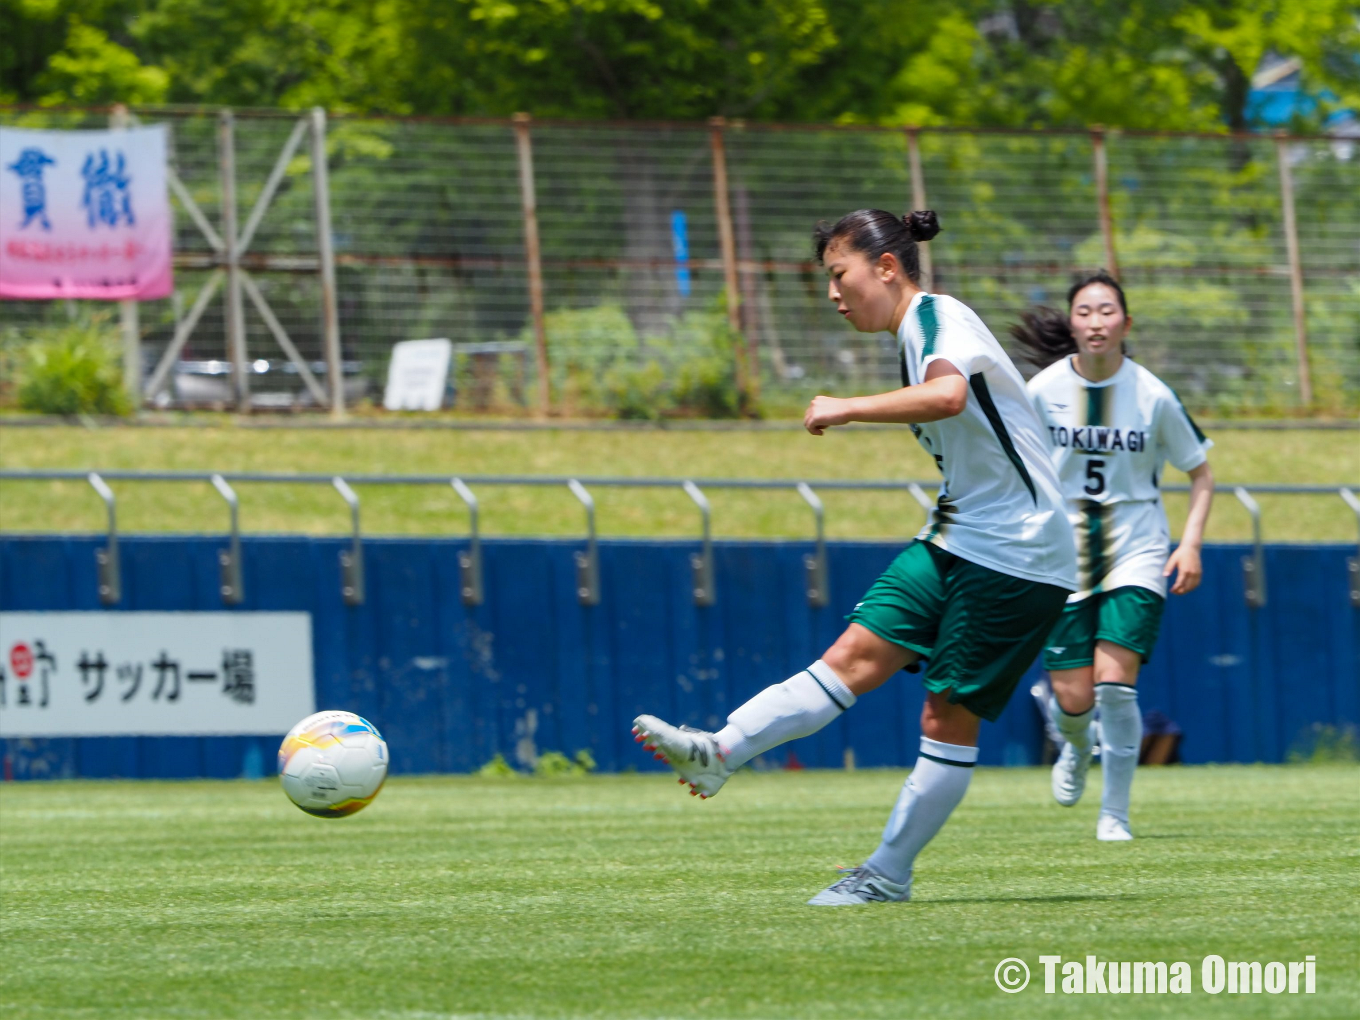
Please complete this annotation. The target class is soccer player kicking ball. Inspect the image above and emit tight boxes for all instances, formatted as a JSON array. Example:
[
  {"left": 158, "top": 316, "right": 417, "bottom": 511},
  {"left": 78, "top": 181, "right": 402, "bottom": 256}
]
[
  {"left": 1015, "top": 273, "right": 1214, "bottom": 841},
  {"left": 633, "top": 208, "right": 1078, "bottom": 905}
]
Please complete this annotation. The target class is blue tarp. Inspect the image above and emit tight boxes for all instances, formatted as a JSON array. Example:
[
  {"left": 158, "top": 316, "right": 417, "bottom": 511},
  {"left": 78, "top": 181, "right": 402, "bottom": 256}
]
[{"left": 2, "top": 536, "right": 1356, "bottom": 778}]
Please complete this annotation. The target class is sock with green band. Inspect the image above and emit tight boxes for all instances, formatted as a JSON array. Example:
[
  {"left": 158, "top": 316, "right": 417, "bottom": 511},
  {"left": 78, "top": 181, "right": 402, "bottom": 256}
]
[
  {"left": 1096, "top": 683, "right": 1141, "bottom": 825},
  {"left": 715, "top": 659, "right": 856, "bottom": 769},
  {"left": 864, "top": 737, "right": 977, "bottom": 885}
]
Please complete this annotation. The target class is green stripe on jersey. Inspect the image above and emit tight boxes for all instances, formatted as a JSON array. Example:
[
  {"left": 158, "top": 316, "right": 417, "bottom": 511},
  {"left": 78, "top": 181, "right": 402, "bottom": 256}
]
[
  {"left": 1086, "top": 381, "right": 1106, "bottom": 427},
  {"left": 969, "top": 373, "right": 1038, "bottom": 504},
  {"left": 1170, "top": 388, "right": 1207, "bottom": 442},
  {"left": 918, "top": 295, "right": 940, "bottom": 358},
  {"left": 1078, "top": 384, "right": 1110, "bottom": 589},
  {"left": 1082, "top": 499, "right": 1111, "bottom": 591}
]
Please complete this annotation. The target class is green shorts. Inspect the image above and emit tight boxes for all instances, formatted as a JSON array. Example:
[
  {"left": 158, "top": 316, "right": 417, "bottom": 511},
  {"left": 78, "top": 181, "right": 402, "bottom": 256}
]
[
  {"left": 1042, "top": 586, "right": 1166, "bottom": 671},
  {"left": 847, "top": 540, "right": 1071, "bottom": 722}
]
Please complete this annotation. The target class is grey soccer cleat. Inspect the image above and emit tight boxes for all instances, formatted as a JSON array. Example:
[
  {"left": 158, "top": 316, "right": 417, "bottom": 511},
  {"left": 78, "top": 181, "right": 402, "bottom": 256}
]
[
  {"left": 1097, "top": 814, "right": 1134, "bottom": 842},
  {"left": 632, "top": 714, "right": 733, "bottom": 799},
  {"left": 807, "top": 865, "right": 911, "bottom": 906},
  {"left": 1051, "top": 740, "right": 1093, "bottom": 807}
]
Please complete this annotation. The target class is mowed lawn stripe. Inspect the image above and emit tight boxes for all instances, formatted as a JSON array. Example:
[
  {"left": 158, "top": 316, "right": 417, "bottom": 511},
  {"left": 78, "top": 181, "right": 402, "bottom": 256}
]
[{"left": 1, "top": 766, "right": 1357, "bottom": 1019}]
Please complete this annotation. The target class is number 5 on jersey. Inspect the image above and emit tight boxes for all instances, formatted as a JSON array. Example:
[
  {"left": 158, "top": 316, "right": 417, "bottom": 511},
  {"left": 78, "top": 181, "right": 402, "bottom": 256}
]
[{"left": 1084, "top": 458, "right": 1106, "bottom": 496}]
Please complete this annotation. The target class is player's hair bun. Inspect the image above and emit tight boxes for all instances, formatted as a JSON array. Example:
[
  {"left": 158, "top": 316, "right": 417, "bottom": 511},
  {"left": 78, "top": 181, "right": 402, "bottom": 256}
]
[
  {"left": 904, "top": 209, "right": 940, "bottom": 242},
  {"left": 813, "top": 207, "right": 935, "bottom": 283}
]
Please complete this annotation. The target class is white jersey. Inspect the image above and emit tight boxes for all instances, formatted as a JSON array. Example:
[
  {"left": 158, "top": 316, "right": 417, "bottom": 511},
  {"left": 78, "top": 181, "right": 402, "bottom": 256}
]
[
  {"left": 899, "top": 293, "right": 1077, "bottom": 591},
  {"left": 1027, "top": 356, "right": 1213, "bottom": 601}
]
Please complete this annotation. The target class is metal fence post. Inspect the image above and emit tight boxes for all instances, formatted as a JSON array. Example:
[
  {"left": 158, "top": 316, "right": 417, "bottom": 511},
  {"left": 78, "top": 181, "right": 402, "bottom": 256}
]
[
  {"left": 211, "top": 474, "right": 244, "bottom": 604},
  {"left": 332, "top": 477, "right": 363, "bottom": 605},
  {"left": 683, "top": 481, "right": 715, "bottom": 606},
  {"left": 906, "top": 127, "right": 933, "bottom": 289},
  {"left": 111, "top": 105, "right": 141, "bottom": 403},
  {"left": 1274, "top": 134, "right": 1313, "bottom": 407},
  {"left": 87, "top": 473, "right": 120, "bottom": 605},
  {"left": 733, "top": 184, "right": 761, "bottom": 398},
  {"left": 1091, "top": 127, "right": 1120, "bottom": 280},
  {"left": 709, "top": 117, "right": 750, "bottom": 406},
  {"left": 1234, "top": 486, "right": 1266, "bottom": 608},
  {"left": 513, "top": 113, "right": 551, "bottom": 416},
  {"left": 311, "top": 108, "right": 345, "bottom": 420},
  {"left": 1341, "top": 488, "right": 1360, "bottom": 608},
  {"left": 451, "top": 478, "right": 483, "bottom": 606},
  {"left": 568, "top": 479, "right": 600, "bottom": 605},
  {"left": 219, "top": 109, "right": 249, "bottom": 410},
  {"left": 797, "top": 482, "right": 828, "bottom": 607}
]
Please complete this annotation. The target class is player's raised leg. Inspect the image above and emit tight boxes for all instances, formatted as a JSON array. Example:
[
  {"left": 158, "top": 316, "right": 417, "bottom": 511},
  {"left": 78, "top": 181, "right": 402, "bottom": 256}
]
[
  {"left": 1044, "top": 603, "right": 1099, "bottom": 806},
  {"left": 1049, "top": 697, "right": 1095, "bottom": 805},
  {"left": 633, "top": 624, "right": 910, "bottom": 798}
]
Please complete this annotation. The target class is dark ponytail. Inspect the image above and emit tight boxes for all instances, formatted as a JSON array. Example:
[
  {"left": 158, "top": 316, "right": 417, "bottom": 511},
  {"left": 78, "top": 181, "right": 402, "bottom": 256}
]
[
  {"left": 1009, "top": 270, "right": 1130, "bottom": 370},
  {"left": 813, "top": 209, "right": 940, "bottom": 284}
]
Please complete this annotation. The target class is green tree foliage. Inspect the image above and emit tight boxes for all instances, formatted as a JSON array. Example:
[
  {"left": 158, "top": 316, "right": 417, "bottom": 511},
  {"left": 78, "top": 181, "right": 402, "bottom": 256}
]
[
  {"left": 877, "top": 1, "right": 1360, "bottom": 131},
  {"left": 37, "top": 21, "right": 169, "bottom": 104},
  {"left": 3, "top": 1, "right": 1356, "bottom": 130},
  {"left": 382, "top": 0, "right": 838, "bottom": 119}
]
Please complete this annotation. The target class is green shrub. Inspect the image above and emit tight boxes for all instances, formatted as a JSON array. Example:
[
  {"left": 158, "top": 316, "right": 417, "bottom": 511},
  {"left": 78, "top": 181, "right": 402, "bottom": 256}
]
[
  {"left": 670, "top": 308, "right": 742, "bottom": 418},
  {"left": 533, "top": 749, "right": 597, "bottom": 777},
  {"left": 1288, "top": 724, "right": 1359, "bottom": 764},
  {"left": 524, "top": 300, "right": 743, "bottom": 419},
  {"left": 477, "top": 753, "right": 517, "bottom": 777},
  {"left": 16, "top": 316, "right": 131, "bottom": 416},
  {"left": 601, "top": 361, "right": 671, "bottom": 420},
  {"left": 479, "top": 749, "right": 597, "bottom": 777}
]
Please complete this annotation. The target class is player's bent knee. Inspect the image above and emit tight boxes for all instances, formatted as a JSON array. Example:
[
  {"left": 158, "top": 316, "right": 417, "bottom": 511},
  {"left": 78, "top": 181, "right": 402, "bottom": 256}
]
[
  {"left": 1049, "top": 667, "right": 1096, "bottom": 713},
  {"left": 1093, "top": 640, "right": 1141, "bottom": 687},
  {"left": 920, "top": 692, "right": 981, "bottom": 746},
  {"left": 823, "top": 624, "right": 916, "bottom": 696}
]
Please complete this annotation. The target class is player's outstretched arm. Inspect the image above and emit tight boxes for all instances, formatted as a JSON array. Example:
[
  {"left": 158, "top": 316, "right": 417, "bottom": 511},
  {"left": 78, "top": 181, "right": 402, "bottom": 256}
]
[
  {"left": 1164, "top": 460, "right": 1214, "bottom": 594},
  {"left": 804, "top": 360, "right": 968, "bottom": 435}
]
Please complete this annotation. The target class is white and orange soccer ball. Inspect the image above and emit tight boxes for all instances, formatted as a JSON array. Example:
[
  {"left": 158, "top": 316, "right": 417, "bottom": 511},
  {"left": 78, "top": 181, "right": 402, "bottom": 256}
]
[{"left": 278, "top": 711, "right": 388, "bottom": 817}]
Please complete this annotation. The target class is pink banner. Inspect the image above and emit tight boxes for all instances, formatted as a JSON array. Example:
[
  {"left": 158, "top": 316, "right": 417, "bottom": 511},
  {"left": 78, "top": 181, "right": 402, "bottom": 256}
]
[{"left": 1, "top": 124, "right": 172, "bottom": 300}]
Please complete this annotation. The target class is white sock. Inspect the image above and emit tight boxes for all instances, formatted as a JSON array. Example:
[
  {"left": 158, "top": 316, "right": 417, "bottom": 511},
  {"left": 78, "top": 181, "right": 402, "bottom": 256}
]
[
  {"left": 1096, "top": 683, "right": 1141, "bottom": 824},
  {"left": 864, "top": 737, "right": 977, "bottom": 885},
  {"left": 1052, "top": 697, "right": 1094, "bottom": 754},
  {"left": 715, "top": 660, "right": 856, "bottom": 769}
]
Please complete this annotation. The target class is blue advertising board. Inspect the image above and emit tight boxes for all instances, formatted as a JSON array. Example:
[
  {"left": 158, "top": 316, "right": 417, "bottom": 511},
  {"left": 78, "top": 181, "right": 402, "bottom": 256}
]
[{"left": 1, "top": 536, "right": 1355, "bottom": 779}]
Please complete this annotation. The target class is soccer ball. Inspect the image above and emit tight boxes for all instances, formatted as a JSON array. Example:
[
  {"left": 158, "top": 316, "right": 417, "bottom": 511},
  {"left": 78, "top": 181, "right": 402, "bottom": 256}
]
[{"left": 278, "top": 710, "right": 388, "bottom": 818}]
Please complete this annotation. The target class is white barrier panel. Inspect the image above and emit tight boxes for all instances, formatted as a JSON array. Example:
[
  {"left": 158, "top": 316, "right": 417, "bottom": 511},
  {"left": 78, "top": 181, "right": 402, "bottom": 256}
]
[
  {"left": 0, "top": 613, "right": 314, "bottom": 737},
  {"left": 384, "top": 337, "right": 453, "bottom": 411}
]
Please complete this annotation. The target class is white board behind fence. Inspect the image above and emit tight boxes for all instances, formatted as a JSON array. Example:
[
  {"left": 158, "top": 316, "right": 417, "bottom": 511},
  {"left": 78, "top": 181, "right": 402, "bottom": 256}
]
[
  {"left": 0, "top": 612, "right": 314, "bottom": 737},
  {"left": 383, "top": 338, "right": 452, "bottom": 411}
]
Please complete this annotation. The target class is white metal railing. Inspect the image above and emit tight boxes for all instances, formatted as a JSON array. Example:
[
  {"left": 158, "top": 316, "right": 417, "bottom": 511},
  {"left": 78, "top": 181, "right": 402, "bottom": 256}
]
[{"left": 1, "top": 470, "right": 1353, "bottom": 611}]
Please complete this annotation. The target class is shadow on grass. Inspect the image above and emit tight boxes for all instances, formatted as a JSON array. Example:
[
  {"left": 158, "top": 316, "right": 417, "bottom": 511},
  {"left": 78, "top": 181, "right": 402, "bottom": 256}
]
[
  {"left": 1128, "top": 833, "right": 1197, "bottom": 840},
  {"left": 917, "top": 893, "right": 1124, "bottom": 905}
]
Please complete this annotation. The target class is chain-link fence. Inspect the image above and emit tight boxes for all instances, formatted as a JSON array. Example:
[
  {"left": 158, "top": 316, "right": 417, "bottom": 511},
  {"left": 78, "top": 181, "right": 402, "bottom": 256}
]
[{"left": 3, "top": 107, "right": 1357, "bottom": 414}]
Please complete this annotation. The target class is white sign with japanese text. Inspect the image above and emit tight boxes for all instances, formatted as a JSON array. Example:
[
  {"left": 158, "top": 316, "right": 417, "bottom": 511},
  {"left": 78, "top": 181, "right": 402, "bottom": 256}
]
[
  {"left": 0, "top": 612, "right": 314, "bottom": 737},
  {"left": 1, "top": 124, "right": 172, "bottom": 300}
]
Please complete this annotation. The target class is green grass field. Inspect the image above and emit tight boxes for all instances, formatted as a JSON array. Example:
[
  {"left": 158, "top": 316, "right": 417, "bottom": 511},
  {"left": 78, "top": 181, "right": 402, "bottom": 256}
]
[
  {"left": 1, "top": 423, "right": 1357, "bottom": 542},
  {"left": 2, "top": 767, "right": 1357, "bottom": 1019}
]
